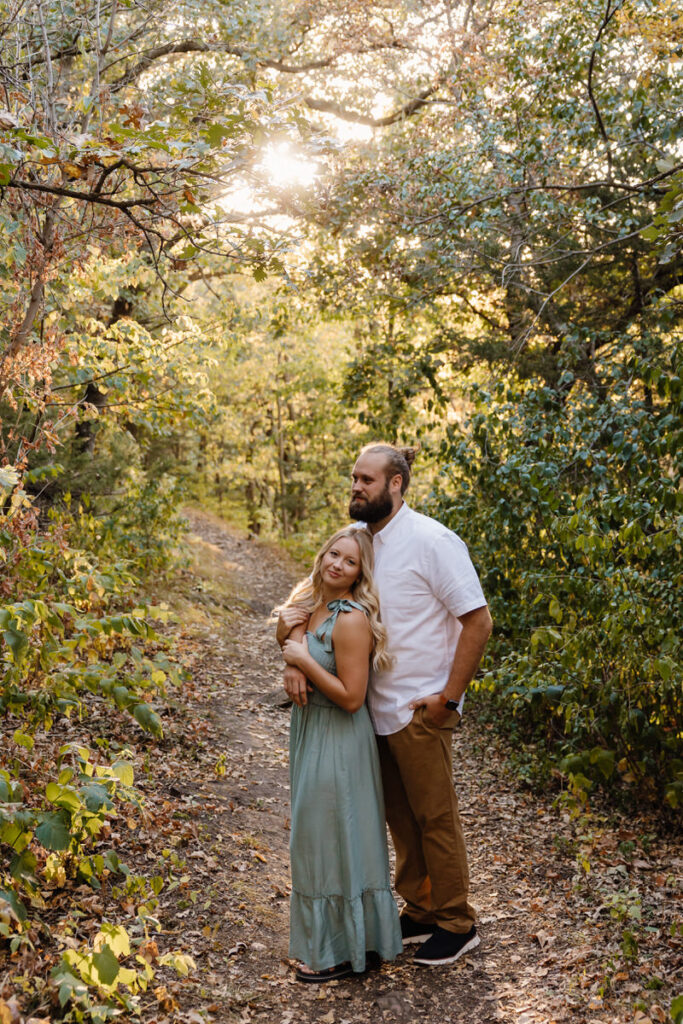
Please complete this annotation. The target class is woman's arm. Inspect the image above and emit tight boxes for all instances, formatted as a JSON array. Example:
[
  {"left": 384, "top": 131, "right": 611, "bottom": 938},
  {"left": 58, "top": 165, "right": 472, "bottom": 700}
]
[
  {"left": 282, "top": 609, "right": 371, "bottom": 713},
  {"left": 276, "top": 609, "right": 312, "bottom": 707}
]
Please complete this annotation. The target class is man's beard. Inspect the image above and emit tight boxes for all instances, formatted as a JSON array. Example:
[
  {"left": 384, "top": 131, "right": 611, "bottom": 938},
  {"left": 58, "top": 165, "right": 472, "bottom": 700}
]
[{"left": 349, "top": 485, "right": 394, "bottom": 524}]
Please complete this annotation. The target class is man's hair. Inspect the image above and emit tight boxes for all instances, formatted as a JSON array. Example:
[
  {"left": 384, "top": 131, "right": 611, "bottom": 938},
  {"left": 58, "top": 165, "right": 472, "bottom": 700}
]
[{"left": 359, "top": 443, "right": 419, "bottom": 495}]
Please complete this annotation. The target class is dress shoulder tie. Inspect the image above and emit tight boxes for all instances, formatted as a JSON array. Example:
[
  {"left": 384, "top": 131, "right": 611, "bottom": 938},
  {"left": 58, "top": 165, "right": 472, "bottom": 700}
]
[{"left": 317, "top": 599, "right": 367, "bottom": 653}]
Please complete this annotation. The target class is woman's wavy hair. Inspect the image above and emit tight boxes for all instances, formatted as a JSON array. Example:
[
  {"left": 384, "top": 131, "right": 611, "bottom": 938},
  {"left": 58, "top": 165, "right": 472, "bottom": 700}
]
[{"left": 280, "top": 526, "right": 392, "bottom": 672}]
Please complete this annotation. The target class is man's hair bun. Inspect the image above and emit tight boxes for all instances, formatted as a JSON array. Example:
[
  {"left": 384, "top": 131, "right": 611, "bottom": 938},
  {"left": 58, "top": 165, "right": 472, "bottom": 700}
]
[
  {"left": 398, "top": 446, "right": 419, "bottom": 469},
  {"left": 359, "top": 442, "right": 420, "bottom": 495}
]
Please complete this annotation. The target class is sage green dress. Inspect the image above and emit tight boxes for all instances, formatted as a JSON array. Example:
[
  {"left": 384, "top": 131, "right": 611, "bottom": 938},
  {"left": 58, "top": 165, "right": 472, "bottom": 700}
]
[{"left": 288, "top": 599, "right": 402, "bottom": 972}]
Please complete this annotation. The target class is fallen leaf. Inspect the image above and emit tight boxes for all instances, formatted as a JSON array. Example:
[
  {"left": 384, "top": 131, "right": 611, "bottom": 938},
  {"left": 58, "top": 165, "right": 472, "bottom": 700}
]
[
  {"left": 154, "top": 986, "right": 179, "bottom": 1012},
  {"left": 532, "top": 929, "right": 555, "bottom": 950}
]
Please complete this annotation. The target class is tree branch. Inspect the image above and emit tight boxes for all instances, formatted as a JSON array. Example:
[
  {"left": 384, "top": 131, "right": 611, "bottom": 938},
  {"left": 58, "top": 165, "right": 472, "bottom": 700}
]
[
  {"left": 110, "top": 38, "right": 408, "bottom": 92},
  {"left": 7, "top": 177, "right": 157, "bottom": 210},
  {"left": 305, "top": 84, "right": 439, "bottom": 126},
  {"left": 587, "top": 0, "right": 624, "bottom": 181},
  {"left": 410, "top": 163, "right": 683, "bottom": 225}
]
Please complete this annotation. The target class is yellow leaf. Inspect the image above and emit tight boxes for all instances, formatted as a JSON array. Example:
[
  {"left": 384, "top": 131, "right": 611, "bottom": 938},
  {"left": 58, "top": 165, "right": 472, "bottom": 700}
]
[
  {"left": 61, "top": 161, "right": 85, "bottom": 179},
  {"left": 154, "top": 986, "right": 179, "bottom": 1012}
]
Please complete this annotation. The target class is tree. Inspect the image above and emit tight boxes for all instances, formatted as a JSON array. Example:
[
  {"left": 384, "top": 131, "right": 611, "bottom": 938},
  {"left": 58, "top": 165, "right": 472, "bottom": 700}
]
[{"left": 293, "top": 0, "right": 682, "bottom": 388}]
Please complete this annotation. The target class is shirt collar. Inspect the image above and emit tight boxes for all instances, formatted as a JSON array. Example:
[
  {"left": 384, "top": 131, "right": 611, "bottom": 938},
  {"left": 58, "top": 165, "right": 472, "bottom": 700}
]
[{"left": 373, "top": 500, "right": 410, "bottom": 545}]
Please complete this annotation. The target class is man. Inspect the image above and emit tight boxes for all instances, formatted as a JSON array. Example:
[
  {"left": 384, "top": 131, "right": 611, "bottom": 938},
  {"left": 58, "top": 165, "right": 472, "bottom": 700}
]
[{"left": 282, "top": 443, "right": 492, "bottom": 967}]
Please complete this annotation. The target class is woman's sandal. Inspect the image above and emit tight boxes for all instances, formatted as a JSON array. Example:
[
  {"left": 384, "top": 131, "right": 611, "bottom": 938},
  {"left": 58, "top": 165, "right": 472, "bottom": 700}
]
[{"left": 295, "top": 962, "right": 353, "bottom": 983}]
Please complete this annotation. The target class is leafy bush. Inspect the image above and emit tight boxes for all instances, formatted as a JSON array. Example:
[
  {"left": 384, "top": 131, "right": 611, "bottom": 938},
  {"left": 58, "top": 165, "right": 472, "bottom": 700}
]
[
  {"left": 430, "top": 329, "right": 682, "bottom": 812},
  {"left": 0, "top": 471, "right": 185, "bottom": 1019}
]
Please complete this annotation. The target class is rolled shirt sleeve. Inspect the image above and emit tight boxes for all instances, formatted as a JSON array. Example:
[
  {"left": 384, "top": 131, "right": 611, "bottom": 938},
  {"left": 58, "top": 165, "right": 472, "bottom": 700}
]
[{"left": 427, "top": 530, "right": 487, "bottom": 619}]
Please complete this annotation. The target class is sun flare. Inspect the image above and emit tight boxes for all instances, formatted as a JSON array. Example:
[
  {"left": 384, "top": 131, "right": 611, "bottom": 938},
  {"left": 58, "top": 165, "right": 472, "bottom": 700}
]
[{"left": 259, "top": 143, "right": 318, "bottom": 189}]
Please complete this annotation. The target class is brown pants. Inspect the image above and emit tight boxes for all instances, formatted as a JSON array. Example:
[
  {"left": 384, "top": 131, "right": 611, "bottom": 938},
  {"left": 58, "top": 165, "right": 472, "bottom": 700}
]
[{"left": 376, "top": 706, "right": 475, "bottom": 934}]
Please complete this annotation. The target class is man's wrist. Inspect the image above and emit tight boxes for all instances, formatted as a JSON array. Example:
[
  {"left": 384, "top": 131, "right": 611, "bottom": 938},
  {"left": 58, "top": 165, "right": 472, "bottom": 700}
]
[{"left": 440, "top": 692, "right": 461, "bottom": 711}]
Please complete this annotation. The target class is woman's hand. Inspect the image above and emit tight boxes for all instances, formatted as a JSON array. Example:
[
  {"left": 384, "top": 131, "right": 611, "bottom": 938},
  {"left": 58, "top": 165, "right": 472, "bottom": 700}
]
[
  {"left": 282, "top": 639, "right": 309, "bottom": 668},
  {"left": 276, "top": 606, "right": 310, "bottom": 647},
  {"left": 280, "top": 606, "right": 310, "bottom": 632}
]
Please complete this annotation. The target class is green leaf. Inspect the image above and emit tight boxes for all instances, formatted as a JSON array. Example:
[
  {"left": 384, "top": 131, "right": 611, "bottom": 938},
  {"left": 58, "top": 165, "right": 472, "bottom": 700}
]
[
  {"left": 35, "top": 811, "right": 71, "bottom": 851},
  {"left": 92, "top": 943, "right": 120, "bottom": 986},
  {"left": 103, "top": 850, "right": 123, "bottom": 874},
  {"left": 664, "top": 782, "right": 682, "bottom": 809},
  {"left": 0, "top": 820, "right": 31, "bottom": 853},
  {"left": 589, "top": 747, "right": 616, "bottom": 781},
  {"left": 132, "top": 702, "right": 163, "bottom": 737},
  {"left": 548, "top": 597, "right": 562, "bottom": 623},
  {"left": 113, "top": 685, "right": 132, "bottom": 708},
  {"left": 3, "top": 627, "right": 29, "bottom": 662},
  {"left": 671, "top": 995, "right": 683, "bottom": 1024},
  {"left": 205, "top": 123, "right": 231, "bottom": 147},
  {"left": 46, "top": 782, "right": 81, "bottom": 812},
  {"left": 0, "top": 888, "right": 27, "bottom": 922},
  {"left": 82, "top": 783, "right": 114, "bottom": 812},
  {"left": 10, "top": 847, "right": 37, "bottom": 881},
  {"left": 52, "top": 968, "right": 88, "bottom": 1009},
  {"left": 12, "top": 729, "right": 33, "bottom": 751},
  {"left": 544, "top": 685, "right": 565, "bottom": 704}
]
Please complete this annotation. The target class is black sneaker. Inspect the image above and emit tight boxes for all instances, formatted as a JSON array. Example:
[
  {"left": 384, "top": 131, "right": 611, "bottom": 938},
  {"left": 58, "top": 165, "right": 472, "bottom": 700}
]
[
  {"left": 413, "top": 924, "right": 480, "bottom": 965},
  {"left": 400, "top": 915, "right": 434, "bottom": 946}
]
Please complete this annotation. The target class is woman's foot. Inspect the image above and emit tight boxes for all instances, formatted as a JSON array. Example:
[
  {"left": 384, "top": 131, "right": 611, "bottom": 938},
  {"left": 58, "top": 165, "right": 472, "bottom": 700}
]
[
  {"left": 364, "top": 950, "right": 382, "bottom": 971},
  {"left": 294, "top": 961, "right": 353, "bottom": 983}
]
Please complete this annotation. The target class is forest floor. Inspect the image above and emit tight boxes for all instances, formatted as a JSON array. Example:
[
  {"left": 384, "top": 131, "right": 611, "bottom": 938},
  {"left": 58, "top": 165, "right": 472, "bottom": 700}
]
[{"left": 131, "top": 507, "right": 680, "bottom": 1024}]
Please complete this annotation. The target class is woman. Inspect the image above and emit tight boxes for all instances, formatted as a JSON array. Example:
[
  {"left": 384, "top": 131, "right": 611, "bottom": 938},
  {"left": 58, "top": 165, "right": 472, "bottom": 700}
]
[{"left": 277, "top": 526, "right": 402, "bottom": 982}]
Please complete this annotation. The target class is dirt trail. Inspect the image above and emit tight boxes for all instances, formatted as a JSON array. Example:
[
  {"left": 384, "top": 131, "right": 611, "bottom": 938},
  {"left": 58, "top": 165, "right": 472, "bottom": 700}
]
[{"left": 154, "top": 509, "right": 679, "bottom": 1024}]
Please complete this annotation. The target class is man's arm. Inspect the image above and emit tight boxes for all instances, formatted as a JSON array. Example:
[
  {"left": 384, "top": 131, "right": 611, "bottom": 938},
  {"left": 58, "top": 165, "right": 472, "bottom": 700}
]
[{"left": 410, "top": 605, "right": 493, "bottom": 727}]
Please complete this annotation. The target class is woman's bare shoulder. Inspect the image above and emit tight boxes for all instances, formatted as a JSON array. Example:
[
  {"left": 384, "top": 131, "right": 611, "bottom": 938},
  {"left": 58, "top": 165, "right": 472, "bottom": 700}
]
[{"left": 333, "top": 606, "right": 371, "bottom": 640}]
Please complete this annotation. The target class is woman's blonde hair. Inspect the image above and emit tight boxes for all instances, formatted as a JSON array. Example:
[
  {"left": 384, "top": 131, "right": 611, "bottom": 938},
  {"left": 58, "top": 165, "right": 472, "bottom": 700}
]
[{"left": 280, "top": 526, "right": 392, "bottom": 672}]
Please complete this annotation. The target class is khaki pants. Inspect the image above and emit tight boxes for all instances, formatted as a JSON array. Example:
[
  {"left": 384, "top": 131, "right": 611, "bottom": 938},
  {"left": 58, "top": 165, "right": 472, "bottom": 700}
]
[{"left": 376, "top": 706, "right": 475, "bottom": 934}]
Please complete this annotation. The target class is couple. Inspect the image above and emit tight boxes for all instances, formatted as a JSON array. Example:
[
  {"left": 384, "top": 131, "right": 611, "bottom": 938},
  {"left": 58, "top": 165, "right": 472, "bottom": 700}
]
[{"left": 276, "top": 443, "right": 492, "bottom": 982}]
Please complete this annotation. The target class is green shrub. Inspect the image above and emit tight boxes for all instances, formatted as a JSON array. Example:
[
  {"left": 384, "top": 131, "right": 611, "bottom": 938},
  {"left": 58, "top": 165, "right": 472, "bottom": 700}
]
[{"left": 429, "top": 329, "right": 682, "bottom": 811}]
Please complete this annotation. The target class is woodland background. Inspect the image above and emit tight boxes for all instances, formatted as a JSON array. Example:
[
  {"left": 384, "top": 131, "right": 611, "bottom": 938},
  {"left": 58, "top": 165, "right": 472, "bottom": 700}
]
[{"left": 0, "top": 0, "right": 681, "bottom": 1021}]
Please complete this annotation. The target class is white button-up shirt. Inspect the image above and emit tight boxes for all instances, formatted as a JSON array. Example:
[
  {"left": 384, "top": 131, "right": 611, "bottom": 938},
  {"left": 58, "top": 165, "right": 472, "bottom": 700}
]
[{"left": 364, "top": 502, "right": 487, "bottom": 735}]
